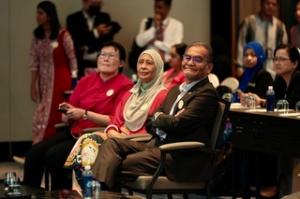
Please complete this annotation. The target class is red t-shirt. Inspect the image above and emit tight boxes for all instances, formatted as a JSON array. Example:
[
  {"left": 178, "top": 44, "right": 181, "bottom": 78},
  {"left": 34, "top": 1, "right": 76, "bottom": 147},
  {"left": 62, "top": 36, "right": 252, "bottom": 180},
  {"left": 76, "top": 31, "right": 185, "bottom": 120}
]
[{"left": 69, "top": 72, "right": 133, "bottom": 137}]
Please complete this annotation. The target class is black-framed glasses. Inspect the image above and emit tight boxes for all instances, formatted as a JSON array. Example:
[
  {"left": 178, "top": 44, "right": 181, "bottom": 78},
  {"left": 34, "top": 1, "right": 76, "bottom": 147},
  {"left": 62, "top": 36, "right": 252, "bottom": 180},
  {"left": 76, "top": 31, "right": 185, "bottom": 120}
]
[
  {"left": 272, "top": 57, "right": 290, "bottom": 62},
  {"left": 183, "top": 55, "right": 206, "bottom": 64}
]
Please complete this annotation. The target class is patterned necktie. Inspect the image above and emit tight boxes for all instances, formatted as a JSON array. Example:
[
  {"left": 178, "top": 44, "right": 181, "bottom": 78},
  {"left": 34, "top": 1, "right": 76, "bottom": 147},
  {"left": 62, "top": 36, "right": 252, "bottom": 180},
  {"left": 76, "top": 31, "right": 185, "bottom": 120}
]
[
  {"left": 156, "top": 23, "right": 165, "bottom": 60},
  {"left": 156, "top": 23, "right": 164, "bottom": 41}
]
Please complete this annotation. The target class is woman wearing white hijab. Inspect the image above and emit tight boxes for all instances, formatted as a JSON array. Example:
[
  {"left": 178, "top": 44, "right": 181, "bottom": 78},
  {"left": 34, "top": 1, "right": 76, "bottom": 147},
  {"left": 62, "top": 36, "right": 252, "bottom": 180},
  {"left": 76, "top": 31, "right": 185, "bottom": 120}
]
[{"left": 65, "top": 49, "right": 168, "bottom": 176}]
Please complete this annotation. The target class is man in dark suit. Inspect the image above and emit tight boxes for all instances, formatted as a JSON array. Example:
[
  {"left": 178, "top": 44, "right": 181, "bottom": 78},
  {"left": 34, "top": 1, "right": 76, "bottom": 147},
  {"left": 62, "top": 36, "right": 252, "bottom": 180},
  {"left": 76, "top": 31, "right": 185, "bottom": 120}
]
[
  {"left": 67, "top": 0, "right": 121, "bottom": 78},
  {"left": 91, "top": 42, "right": 218, "bottom": 188}
]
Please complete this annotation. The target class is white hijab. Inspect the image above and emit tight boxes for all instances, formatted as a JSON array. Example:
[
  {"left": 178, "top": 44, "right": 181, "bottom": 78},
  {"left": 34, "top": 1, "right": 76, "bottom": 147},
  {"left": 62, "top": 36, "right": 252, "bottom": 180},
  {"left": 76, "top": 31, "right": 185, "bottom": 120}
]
[{"left": 123, "top": 49, "right": 165, "bottom": 131}]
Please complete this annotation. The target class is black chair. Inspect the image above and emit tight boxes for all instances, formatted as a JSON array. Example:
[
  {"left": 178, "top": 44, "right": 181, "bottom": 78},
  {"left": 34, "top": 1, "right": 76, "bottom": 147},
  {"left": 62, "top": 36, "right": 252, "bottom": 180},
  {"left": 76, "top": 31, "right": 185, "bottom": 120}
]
[{"left": 120, "top": 99, "right": 231, "bottom": 199}]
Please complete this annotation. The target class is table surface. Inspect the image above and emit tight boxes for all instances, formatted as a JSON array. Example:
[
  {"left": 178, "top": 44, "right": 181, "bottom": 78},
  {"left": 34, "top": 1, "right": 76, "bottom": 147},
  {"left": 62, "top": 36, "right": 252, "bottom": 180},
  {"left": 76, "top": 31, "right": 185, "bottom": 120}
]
[{"left": 230, "top": 105, "right": 300, "bottom": 157}]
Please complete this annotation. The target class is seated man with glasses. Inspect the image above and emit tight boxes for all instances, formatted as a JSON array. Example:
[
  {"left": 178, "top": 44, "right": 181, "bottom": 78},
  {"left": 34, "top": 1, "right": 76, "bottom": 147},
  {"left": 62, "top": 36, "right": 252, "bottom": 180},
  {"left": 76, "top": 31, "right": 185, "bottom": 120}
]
[
  {"left": 23, "top": 41, "right": 133, "bottom": 190},
  {"left": 91, "top": 42, "right": 219, "bottom": 189}
]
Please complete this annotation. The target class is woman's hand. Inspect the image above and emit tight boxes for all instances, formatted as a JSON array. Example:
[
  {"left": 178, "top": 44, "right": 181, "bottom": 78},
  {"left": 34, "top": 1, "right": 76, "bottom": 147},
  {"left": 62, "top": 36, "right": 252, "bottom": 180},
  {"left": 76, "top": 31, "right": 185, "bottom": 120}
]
[
  {"left": 58, "top": 102, "right": 74, "bottom": 110},
  {"left": 239, "top": 92, "right": 264, "bottom": 107},
  {"left": 93, "top": 131, "right": 108, "bottom": 140},
  {"left": 107, "top": 129, "right": 123, "bottom": 138},
  {"left": 65, "top": 108, "right": 85, "bottom": 120},
  {"left": 120, "top": 126, "right": 130, "bottom": 135}
]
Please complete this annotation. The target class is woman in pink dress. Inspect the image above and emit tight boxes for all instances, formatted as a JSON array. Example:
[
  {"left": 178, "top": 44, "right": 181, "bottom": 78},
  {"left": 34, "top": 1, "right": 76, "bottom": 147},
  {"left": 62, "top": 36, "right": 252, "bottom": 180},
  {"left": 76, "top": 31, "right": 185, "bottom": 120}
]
[
  {"left": 29, "top": 1, "right": 77, "bottom": 143},
  {"left": 162, "top": 43, "right": 187, "bottom": 90}
]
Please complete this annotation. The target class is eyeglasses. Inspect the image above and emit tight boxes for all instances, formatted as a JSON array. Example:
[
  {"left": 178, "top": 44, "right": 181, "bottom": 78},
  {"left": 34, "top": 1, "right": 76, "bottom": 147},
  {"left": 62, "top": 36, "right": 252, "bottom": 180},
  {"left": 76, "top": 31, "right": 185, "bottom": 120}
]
[
  {"left": 272, "top": 57, "right": 290, "bottom": 62},
  {"left": 183, "top": 55, "right": 207, "bottom": 64},
  {"left": 99, "top": 52, "right": 118, "bottom": 59}
]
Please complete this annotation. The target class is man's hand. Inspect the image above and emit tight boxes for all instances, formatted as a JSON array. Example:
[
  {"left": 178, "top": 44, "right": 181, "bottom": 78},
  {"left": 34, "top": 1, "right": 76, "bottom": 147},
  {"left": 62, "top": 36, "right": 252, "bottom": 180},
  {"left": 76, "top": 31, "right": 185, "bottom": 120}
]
[
  {"left": 175, "top": 109, "right": 185, "bottom": 117},
  {"left": 96, "top": 24, "right": 112, "bottom": 36}
]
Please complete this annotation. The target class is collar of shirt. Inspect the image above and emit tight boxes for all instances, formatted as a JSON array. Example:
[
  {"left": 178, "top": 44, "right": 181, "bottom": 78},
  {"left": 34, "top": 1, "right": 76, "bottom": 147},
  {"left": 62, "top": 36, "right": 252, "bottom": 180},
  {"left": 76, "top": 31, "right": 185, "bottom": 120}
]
[
  {"left": 162, "top": 17, "right": 170, "bottom": 28},
  {"left": 83, "top": 10, "right": 96, "bottom": 31},
  {"left": 257, "top": 13, "right": 274, "bottom": 24},
  {"left": 179, "top": 78, "right": 204, "bottom": 93}
]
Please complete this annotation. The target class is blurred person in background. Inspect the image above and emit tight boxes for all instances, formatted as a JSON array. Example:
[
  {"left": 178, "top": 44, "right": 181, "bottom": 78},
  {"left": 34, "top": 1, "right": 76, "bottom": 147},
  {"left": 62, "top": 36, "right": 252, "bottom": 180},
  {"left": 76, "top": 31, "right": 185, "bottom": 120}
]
[
  {"left": 162, "top": 43, "right": 187, "bottom": 90},
  {"left": 290, "top": 0, "right": 300, "bottom": 48},
  {"left": 67, "top": 0, "right": 121, "bottom": 78},
  {"left": 29, "top": 1, "right": 77, "bottom": 144},
  {"left": 237, "top": 0, "right": 288, "bottom": 79}
]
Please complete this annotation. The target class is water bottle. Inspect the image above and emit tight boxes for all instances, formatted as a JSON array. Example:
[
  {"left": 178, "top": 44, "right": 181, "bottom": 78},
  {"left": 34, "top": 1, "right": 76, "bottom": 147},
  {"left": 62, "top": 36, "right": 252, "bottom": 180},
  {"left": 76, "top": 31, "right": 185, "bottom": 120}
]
[
  {"left": 92, "top": 180, "right": 101, "bottom": 199},
  {"left": 266, "top": 86, "right": 275, "bottom": 112},
  {"left": 82, "top": 165, "right": 93, "bottom": 199},
  {"left": 222, "top": 118, "right": 233, "bottom": 146}
]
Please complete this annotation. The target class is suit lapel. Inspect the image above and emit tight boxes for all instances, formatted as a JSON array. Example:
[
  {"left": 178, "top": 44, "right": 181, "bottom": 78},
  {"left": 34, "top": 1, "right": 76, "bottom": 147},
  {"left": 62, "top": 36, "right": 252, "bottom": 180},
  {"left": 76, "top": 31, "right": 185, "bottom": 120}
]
[{"left": 172, "top": 77, "right": 210, "bottom": 114}]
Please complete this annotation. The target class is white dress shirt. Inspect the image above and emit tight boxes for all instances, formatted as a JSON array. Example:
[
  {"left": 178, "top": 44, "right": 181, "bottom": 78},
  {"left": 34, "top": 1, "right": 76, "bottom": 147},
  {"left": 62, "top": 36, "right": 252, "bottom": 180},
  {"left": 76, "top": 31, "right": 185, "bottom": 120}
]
[{"left": 136, "top": 16, "right": 184, "bottom": 62}]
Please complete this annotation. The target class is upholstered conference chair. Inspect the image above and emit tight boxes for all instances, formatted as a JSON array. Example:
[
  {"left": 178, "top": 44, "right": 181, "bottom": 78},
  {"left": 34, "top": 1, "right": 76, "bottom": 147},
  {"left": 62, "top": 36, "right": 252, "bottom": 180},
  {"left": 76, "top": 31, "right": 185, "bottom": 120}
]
[{"left": 119, "top": 99, "right": 231, "bottom": 199}]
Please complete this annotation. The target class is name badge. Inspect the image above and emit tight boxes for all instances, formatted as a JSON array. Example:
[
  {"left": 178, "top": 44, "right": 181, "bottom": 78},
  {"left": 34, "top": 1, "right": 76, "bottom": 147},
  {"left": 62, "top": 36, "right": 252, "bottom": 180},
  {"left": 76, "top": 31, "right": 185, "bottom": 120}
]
[
  {"left": 178, "top": 100, "right": 184, "bottom": 109},
  {"left": 106, "top": 89, "right": 114, "bottom": 96}
]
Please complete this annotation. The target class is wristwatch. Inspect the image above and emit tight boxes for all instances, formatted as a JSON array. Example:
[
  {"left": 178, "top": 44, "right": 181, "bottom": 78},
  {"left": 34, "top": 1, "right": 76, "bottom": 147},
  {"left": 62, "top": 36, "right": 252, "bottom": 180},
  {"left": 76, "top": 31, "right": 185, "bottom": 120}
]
[{"left": 82, "top": 110, "right": 88, "bottom": 120}]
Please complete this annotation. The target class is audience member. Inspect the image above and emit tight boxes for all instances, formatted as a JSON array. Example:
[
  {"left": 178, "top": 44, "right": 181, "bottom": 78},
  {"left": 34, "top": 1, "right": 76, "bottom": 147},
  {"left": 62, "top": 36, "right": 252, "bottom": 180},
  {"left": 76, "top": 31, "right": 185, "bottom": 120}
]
[
  {"left": 29, "top": 1, "right": 77, "bottom": 144},
  {"left": 237, "top": 0, "right": 288, "bottom": 78},
  {"left": 239, "top": 44, "right": 300, "bottom": 198},
  {"left": 91, "top": 42, "right": 218, "bottom": 190},
  {"left": 23, "top": 42, "right": 133, "bottom": 190},
  {"left": 162, "top": 43, "right": 187, "bottom": 90},
  {"left": 64, "top": 49, "right": 168, "bottom": 186},
  {"left": 249, "top": 44, "right": 300, "bottom": 109},
  {"left": 67, "top": 0, "right": 121, "bottom": 78},
  {"left": 290, "top": 0, "right": 300, "bottom": 48},
  {"left": 237, "top": 41, "right": 274, "bottom": 103},
  {"left": 134, "top": 0, "right": 183, "bottom": 64}
]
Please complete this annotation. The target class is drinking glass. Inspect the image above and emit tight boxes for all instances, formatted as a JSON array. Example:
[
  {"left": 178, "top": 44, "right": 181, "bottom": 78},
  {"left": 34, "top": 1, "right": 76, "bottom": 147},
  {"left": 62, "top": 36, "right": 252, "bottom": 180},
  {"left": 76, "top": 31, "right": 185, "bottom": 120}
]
[
  {"left": 276, "top": 99, "right": 289, "bottom": 114},
  {"left": 4, "top": 172, "right": 17, "bottom": 189},
  {"left": 246, "top": 95, "right": 256, "bottom": 110}
]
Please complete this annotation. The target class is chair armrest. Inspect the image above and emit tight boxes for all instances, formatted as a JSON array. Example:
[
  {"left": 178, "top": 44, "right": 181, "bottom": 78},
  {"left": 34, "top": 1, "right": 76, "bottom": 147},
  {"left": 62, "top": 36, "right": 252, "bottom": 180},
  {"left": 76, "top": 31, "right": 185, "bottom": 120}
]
[
  {"left": 83, "top": 127, "right": 105, "bottom": 133},
  {"left": 54, "top": 123, "right": 68, "bottom": 129},
  {"left": 159, "top": 141, "right": 205, "bottom": 152},
  {"left": 124, "top": 134, "right": 152, "bottom": 140}
]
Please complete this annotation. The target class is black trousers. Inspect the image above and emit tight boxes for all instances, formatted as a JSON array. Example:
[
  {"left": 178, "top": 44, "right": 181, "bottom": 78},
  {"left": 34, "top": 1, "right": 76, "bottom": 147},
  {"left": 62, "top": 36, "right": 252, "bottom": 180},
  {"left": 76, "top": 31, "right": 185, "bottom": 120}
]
[{"left": 23, "top": 129, "right": 76, "bottom": 190}]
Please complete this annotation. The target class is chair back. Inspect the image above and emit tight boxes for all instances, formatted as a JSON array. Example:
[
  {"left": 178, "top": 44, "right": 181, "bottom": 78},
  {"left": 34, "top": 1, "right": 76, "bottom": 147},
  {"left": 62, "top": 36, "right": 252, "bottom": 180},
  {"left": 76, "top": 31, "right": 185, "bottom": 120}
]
[
  {"left": 220, "top": 77, "right": 239, "bottom": 91},
  {"left": 210, "top": 99, "right": 230, "bottom": 149},
  {"left": 208, "top": 73, "right": 220, "bottom": 88}
]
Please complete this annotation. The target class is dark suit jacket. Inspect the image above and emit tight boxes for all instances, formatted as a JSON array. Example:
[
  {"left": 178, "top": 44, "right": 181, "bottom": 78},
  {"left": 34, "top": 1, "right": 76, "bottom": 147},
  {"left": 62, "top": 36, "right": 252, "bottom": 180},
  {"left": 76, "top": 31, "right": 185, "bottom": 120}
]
[
  {"left": 66, "top": 11, "right": 121, "bottom": 77},
  {"left": 151, "top": 77, "right": 218, "bottom": 181}
]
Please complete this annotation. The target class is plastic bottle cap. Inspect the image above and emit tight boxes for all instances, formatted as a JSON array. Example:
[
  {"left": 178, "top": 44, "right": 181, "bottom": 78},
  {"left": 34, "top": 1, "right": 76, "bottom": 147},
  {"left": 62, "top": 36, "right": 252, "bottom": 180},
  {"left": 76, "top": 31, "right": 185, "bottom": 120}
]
[{"left": 84, "top": 165, "right": 91, "bottom": 170}]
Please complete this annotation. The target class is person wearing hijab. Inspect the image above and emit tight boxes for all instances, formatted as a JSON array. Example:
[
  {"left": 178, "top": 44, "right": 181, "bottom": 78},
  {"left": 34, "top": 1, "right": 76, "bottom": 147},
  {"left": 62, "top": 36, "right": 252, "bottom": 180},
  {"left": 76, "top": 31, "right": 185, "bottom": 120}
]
[
  {"left": 238, "top": 41, "right": 274, "bottom": 99},
  {"left": 64, "top": 49, "right": 168, "bottom": 186}
]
